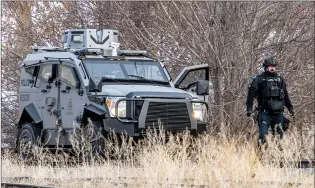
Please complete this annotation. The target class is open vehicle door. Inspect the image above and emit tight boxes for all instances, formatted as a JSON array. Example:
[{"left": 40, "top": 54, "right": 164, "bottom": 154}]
[{"left": 174, "top": 64, "right": 210, "bottom": 102}]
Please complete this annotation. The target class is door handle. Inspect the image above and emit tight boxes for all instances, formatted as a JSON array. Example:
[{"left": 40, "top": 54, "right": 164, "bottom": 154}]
[{"left": 41, "top": 89, "right": 48, "bottom": 93}]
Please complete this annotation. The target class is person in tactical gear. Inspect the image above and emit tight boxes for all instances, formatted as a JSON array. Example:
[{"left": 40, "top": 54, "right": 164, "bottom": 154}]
[{"left": 246, "top": 56, "right": 294, "bottom": 144}]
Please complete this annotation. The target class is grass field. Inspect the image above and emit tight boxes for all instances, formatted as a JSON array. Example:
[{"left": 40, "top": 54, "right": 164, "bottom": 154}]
[{"left": 1, "top": 127, "right": 314, "bottom": 188}]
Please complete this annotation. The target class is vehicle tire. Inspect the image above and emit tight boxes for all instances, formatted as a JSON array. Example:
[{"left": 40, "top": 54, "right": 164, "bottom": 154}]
[
  {"left": 83, "top": 120, "right": 106, "bottom": 159},
  {"left": 18, "top": 123, "right": 41, "bottom": 163}
]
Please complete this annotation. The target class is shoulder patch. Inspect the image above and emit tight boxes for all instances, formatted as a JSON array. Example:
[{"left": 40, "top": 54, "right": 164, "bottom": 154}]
[{"left": 248, "top": 74, "right": 261, "bottom": 89}]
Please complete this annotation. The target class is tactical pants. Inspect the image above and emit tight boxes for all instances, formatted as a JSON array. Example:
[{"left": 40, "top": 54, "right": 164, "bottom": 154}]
[{"left": 258, "top": 111, "right": 284, "bottom": 144}]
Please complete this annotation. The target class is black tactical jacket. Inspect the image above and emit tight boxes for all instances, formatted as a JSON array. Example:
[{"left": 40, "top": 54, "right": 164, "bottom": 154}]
[{"left": 246, "top": 72, "right": 293, "bottom": 112}]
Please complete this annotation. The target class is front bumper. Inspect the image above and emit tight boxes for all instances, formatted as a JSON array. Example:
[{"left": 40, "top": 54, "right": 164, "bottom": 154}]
[
  {"left": 103, "top": 118, "right": 207, "bottom": 136},
  {"left": 103, "top": 98, "right": 208, "bottom": 136}
]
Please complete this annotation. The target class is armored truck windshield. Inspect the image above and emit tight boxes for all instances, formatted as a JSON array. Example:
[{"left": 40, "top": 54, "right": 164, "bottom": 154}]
[{"left": 83, "top": 59, "right": 169, "bottom": 84}]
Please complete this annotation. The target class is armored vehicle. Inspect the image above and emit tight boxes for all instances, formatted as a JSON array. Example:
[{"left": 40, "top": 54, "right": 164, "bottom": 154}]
[{"left": 16, "top": 29, "right": 210, "bottom": 156}]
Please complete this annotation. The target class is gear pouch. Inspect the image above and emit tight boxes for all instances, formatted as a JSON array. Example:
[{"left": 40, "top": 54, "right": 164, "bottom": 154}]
[{"left": 268, "top": 100, "right": 284, "bottom": 114}]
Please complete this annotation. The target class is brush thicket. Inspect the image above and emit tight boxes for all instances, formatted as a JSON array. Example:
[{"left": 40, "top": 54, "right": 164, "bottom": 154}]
[{"left": 2, "top": 126, "right": 314, "bottom": 188}]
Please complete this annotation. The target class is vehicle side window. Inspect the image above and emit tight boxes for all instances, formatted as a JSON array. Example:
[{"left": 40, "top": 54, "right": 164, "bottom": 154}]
[
  {"left": 25, "top": 67, "right": 35, "bottom": 75},
  {"left": 25, "top": 66, "right": 40, "bottom": 77},
  {"left": 38, "top": 64, "right": 52, "bottom": 82},
  {"left": 179, "top": 69, "right": 206, "bottom": 89},
  {"left": 60, "top": 65, "right": 77, "bottom": 87}
]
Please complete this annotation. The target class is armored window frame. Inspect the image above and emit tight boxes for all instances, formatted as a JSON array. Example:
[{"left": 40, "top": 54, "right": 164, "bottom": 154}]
[
  {"left": 38, "top": 64, "right": 53, "bottom": 82},
  {"left": 63, "top": 32, "right": 68, "bottom": 43},
  {"left": 162, "top": 65, "right": 172, "bottom": 81},
  {"left": 59, "top": 65, "right": 80, "bottom": 88},
  {"left": 25, "top": 66, "right": 39, "bottom": 76},
  {"left": 71, "top": 35, "right": 83, "bottom": 43},
  {"left": 82, "top": 59, "right": 169, "bottom": 82},
  {"left": 38, "top": 64, "right": 57, "bottom": 83},
  {"left": 25, "top": 66, "right": 35, "bottom": 75}
]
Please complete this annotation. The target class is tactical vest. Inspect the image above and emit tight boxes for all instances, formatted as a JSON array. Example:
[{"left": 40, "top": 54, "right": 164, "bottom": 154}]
[
  {"left": 258, "top": 75, "right": 285, "bottom": 113},
  {"left": 259, "top": 76, "right": 285, "bottom": 100}
]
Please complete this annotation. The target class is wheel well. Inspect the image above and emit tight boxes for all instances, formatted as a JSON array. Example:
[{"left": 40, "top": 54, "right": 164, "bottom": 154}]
[
  {"left": 82, "top": 109, "right": 104, "bottom": 125},
  {"left": 18, "top": 110, "right": 43, "bottom": 129}
]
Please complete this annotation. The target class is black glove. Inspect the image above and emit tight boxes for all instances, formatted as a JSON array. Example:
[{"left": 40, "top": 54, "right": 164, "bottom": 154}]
[
  {"left": 247, "top": 109, "right": 253, "bottom": 117},
  {"left": 289, "top": 107, "right": 295, "bottom": 116}
]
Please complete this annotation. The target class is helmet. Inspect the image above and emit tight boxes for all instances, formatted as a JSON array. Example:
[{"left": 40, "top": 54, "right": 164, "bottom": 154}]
[{"left": 263, "top": 56, "right": 277, "bottom": 67}]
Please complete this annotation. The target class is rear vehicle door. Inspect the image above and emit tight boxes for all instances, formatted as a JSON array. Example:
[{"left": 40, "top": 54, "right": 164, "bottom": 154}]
[{"left": 58, "top": 64, "right": 83, "bottom": 129}]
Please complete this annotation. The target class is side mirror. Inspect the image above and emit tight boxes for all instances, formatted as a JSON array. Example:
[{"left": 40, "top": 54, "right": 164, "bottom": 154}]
[
  {"left": 89, "top": 77, "right": 102, "bottom": 92},
  {"left": 196, "top": 80, "right": 209, "bottom": 95}
]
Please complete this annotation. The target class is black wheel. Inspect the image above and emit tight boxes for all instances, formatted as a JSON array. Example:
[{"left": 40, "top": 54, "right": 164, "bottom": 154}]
[
  {"left": 18, "top": 124, "right": 41, "bottom": 163},
  {"left": 83, "top": 120, "right": 106, "bottom": 159}
]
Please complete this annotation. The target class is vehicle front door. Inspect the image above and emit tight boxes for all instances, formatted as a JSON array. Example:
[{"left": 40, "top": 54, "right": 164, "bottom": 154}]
[
  {"left": 174, "top": 64, "right": 210, "bottom": 102},
  {"left": 59, "top": 64, "right": 83, "bottom": 129}
]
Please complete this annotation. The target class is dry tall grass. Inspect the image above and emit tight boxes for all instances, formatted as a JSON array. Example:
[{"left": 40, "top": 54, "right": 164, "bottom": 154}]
[{"left": 1, "top": 127, "right": 314, "bottom": 188}]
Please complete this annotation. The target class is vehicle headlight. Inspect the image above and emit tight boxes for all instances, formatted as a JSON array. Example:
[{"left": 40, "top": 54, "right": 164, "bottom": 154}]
[
  {"left": 106, "top": 97, "right": 126, "bottom": 117},
  {"left": 192, "top": 102, "right": 203, "bottom": 121}
]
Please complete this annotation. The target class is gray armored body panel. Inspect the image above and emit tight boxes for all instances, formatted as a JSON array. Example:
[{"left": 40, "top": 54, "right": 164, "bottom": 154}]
[
  {"left": 63, "top": 29, "right": 120, "bottom": 56},
  {"left": 16, "top": 28, "right": 210, "bottom": 157}
]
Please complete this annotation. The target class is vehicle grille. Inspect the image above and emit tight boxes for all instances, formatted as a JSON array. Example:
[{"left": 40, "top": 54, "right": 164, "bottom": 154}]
[{"left": 145, "top": 102, "right": 191, "bottom": 131}]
